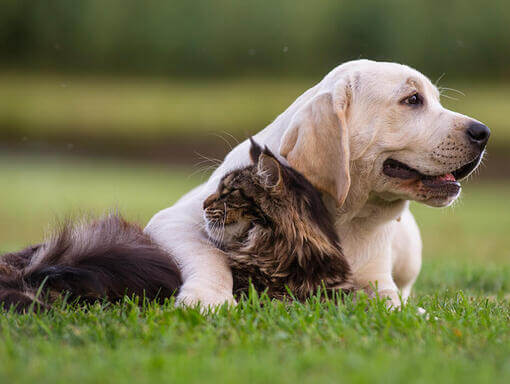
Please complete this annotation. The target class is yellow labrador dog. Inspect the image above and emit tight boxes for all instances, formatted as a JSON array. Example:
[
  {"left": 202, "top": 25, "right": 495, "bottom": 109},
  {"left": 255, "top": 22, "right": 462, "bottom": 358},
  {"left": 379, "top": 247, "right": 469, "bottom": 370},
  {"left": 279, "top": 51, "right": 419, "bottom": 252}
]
[{"left": 146, "top": 60, "right": 489, "bottom": 307}]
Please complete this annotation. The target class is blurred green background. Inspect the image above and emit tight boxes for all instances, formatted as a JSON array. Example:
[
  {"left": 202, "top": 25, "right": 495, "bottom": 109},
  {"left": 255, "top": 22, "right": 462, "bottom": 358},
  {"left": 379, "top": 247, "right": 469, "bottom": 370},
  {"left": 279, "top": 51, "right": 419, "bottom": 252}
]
[{"left": 0, "top": 0, "right": 508, "bottom": 267}]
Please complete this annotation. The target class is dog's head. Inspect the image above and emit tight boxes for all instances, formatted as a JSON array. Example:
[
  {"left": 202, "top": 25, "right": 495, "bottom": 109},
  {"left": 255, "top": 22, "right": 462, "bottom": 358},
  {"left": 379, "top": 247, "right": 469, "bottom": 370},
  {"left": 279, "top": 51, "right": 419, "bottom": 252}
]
[{"left": 280, "top": 60, "right": 489, "bottom": 208}]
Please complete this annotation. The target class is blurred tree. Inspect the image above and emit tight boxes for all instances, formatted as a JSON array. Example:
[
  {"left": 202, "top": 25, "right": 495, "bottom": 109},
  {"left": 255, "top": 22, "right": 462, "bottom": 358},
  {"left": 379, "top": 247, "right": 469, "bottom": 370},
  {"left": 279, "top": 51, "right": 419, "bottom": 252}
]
[{"left": 0, "top": 0, "right": 509, "bottom": 79}]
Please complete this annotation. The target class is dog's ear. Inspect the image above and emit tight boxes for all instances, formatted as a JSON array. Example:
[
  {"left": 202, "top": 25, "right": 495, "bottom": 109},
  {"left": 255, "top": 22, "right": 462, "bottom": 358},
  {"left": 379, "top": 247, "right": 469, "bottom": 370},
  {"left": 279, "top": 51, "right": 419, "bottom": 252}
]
[{"left": 279, "top": 84, "right": 351, "bottom": 206}]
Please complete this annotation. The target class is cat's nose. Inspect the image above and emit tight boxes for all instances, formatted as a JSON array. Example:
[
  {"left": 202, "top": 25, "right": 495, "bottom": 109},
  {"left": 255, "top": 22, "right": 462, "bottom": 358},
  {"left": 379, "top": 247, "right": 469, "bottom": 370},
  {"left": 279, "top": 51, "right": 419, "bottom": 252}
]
[{"left": 203, "top": 193, "right": 219, "bottom": 209}]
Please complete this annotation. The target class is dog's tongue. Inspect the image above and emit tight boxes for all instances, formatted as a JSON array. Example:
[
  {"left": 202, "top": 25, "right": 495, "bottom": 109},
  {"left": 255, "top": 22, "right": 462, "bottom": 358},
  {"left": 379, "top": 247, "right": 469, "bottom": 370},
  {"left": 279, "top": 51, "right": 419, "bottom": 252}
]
[
  {"left": 422, "top": 172, "right": 457, "bottom": 187},
  {"left": 434, "top": 173, "right": 456, "bottom": 182}
]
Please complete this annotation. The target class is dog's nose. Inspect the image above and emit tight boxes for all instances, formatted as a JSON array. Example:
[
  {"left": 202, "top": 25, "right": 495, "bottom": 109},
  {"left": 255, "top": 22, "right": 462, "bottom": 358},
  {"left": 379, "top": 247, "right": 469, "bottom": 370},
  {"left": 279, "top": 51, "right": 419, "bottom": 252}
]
[{"left": 466, "top": 122, "right": 490, "bottom": 150}]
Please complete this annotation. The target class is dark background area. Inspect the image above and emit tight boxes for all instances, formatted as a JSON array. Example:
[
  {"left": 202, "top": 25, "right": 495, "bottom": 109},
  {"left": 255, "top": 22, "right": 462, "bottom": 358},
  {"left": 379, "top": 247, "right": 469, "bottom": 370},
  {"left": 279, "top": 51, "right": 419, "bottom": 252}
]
[{"left": 2, "top": 0, "right": 510, "bottom": 79}]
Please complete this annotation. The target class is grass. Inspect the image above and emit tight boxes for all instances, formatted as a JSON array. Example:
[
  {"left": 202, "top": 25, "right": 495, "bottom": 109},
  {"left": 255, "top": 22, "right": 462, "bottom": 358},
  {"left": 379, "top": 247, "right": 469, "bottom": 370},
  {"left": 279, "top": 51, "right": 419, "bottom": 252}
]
[
  {"left": 0, "top": 72, "right": 509, "bottom": 149},
  {"left": 0, "top": 155, "right": 509, "bottom": 383},
  {"left": 411, "top": 183, "right": 510, "bottom": 265},
  {"left": 0, "top": 289, "right": 509, "bottom": 384},
  {"left": 0, "top": 154, "right": 204, "bottom": 251}
]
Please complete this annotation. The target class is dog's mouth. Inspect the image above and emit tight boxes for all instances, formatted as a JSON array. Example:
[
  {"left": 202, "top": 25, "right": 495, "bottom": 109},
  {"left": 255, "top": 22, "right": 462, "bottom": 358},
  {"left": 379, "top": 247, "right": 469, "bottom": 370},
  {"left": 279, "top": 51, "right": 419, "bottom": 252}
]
[{"left": 382, "top": 154, "right": 482, "bottom": 197}]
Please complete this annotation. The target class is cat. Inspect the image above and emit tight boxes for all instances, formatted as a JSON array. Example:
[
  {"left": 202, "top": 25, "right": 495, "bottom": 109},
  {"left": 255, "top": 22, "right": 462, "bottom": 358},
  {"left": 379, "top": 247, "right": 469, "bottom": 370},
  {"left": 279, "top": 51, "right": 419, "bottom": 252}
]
[
  {"left": 0, "top": 214, "right": 181, "bottom": 312},
  {"left": 203, "top": 139, "right": 352, "bottom": 300}
]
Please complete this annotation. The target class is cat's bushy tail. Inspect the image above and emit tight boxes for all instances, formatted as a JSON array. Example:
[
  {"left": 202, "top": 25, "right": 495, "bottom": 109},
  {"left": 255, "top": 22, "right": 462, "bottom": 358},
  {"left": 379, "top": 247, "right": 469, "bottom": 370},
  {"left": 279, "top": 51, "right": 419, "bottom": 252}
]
[{"left": 0, "top": 214, "right": 181, "bottom": 312}]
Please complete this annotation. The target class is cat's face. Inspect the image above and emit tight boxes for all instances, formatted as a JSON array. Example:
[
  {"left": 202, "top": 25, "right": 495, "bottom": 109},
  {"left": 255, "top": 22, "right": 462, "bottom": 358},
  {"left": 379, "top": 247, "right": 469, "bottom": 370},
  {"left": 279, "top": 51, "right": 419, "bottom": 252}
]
[
  {"left": 202, "top": 168, "right": 264, "bottom": 247},
  {"left": 203, "top": 139, "right": 334, "bottom": 249}
]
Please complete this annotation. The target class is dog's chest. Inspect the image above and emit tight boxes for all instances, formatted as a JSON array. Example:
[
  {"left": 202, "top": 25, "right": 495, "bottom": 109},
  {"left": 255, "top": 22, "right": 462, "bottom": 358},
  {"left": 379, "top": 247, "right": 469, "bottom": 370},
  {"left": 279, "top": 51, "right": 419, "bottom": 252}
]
[{"left": 335, "top": 203, "right": 407, "bottom": 273}]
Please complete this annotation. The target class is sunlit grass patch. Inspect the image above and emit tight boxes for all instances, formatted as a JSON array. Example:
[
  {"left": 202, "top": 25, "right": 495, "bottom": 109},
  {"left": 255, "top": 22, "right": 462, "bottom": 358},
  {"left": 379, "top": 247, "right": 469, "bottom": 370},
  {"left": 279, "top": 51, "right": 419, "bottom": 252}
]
[{"left": 0, "top": 285, "right": 509, "bottom": 384}]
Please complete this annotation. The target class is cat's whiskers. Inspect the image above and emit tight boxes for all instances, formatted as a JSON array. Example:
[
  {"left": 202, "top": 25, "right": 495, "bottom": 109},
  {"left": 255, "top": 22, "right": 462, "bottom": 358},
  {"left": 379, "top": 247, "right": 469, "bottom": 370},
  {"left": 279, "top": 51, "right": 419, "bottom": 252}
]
[
  {"left": 211, "top": 217, "right": 226, "bottom": 248},
  {"left": 220, "top": 203, "right": 227, "bottom": 245},
  {"left": 207, "top": 220, "right": 217, "bottom": 244}
]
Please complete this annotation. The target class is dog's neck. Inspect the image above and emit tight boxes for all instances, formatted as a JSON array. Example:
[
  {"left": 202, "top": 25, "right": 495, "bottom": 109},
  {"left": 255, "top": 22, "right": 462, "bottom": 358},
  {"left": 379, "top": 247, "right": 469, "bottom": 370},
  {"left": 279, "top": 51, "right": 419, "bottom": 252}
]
[{"left": 331, "top": 166, "right": 408, "bottom": 230}]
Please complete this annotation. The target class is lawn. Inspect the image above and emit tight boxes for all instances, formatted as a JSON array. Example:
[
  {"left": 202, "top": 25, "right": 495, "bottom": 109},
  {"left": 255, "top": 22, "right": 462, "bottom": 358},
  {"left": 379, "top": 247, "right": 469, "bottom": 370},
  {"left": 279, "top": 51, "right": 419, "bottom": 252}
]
[
  {"left": 1, "top": 72, "right": 509, "bottom": 150},
  {"left": 0, "top": 155, "right": 509, "bottom": 383}
]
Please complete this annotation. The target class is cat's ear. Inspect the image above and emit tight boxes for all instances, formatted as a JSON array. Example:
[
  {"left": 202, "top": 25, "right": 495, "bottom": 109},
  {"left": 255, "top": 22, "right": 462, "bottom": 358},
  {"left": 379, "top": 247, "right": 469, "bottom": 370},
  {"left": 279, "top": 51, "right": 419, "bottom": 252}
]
[
  {"left": 256, "top": 152, "right": 283, "bottom": 189},
  {"left": 279, "top": 81, "right": 351, "bottom": 206},
  {"left": 249, "top": 137, "right": 263, "bottom": 164}
]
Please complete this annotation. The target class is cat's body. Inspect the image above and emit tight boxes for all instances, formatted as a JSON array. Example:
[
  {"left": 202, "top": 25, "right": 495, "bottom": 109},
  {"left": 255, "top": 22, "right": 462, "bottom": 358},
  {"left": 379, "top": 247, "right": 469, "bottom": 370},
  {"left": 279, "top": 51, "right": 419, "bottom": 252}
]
[
  {"left": 203, "top": 140, "right": 352, "bottom": 300},
  {"left": 0, "top": 140, "right": 351, "bottom": 311}
]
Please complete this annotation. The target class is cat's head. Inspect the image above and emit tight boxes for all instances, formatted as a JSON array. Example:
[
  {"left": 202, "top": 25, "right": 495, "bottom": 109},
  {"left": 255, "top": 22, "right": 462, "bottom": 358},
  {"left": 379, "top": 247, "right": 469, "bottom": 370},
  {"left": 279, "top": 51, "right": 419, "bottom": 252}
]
[{"left": 203, "top": 139, "right": 338, "bottom": 249}]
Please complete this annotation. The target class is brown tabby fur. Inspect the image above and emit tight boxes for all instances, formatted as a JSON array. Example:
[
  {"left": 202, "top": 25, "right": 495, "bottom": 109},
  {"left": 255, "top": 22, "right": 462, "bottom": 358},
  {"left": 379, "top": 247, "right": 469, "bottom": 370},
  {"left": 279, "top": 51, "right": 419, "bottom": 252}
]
[{"left": 203, "top": 139, "right": 352, "bottom": 300}]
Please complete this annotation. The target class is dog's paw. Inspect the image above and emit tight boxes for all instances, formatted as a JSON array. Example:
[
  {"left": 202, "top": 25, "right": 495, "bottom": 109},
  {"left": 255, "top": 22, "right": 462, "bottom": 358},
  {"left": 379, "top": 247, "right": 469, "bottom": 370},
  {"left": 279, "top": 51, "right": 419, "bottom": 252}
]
[
  {"left": 176, "top": 282, "right": 236, "bottom": 310},
  {"left": 378, "top": 289, "right": 402, "bottom": 309}
]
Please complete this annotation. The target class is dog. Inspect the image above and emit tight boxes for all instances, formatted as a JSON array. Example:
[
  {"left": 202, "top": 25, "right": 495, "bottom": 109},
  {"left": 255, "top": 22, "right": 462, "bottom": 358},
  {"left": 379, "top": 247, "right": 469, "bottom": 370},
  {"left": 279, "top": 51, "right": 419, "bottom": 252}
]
[{"left": 145, "top": 59, "right": 489, "bottom": 307}]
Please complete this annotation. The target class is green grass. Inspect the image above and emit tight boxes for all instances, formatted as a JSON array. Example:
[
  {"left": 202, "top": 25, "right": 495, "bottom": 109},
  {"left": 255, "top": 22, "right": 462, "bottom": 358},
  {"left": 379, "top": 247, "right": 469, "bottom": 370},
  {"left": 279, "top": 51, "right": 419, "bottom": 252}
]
[
  {"left": 0, "top": 154, "right": 204, "bottom": 252},
  {"left": 0, "top": 72, "right": 509, "bottom": 149},
  {"left": 0, "top": 155, "right": 509, "bottom": 383},
  {"left": 0, "top": 72, "right": 307, "bottom": 140},
  {"left": 411, "top": 183, "right": 510, "bottom": 265},
  {"left": 0, "top": 290, "right": 509, "bottom": 384}
]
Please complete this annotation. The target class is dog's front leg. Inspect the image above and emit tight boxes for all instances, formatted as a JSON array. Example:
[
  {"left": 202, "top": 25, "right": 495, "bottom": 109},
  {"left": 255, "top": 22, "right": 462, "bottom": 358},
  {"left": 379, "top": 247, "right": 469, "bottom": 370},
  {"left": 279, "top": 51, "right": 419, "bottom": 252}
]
[
  {"left": 355, "top": 255, "right": 401, "bottom": 308},
  {"left": 145, "top": 191, "right": 235, "bottom": 309}
]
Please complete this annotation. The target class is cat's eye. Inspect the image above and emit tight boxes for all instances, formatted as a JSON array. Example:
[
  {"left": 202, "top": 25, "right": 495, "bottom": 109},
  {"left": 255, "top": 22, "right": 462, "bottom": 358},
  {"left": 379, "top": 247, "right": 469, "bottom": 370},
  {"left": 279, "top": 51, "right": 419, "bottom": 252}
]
[{"left": 220, "top": 187, "right": 230, "bottom": 197}]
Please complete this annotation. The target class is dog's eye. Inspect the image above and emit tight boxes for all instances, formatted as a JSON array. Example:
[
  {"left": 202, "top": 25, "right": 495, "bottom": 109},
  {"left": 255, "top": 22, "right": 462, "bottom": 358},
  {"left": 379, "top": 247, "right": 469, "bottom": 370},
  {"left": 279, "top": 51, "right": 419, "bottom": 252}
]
[{"left": 402, "top": 93, "right": 423, "bottom": 106}]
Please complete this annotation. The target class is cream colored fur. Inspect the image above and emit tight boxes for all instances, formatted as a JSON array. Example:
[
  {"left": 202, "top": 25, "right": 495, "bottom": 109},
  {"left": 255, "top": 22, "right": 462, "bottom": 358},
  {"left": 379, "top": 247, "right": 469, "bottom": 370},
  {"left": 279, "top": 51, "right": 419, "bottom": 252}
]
[{"left": 145, "top": 60, "right": 485, "bottom": 307}]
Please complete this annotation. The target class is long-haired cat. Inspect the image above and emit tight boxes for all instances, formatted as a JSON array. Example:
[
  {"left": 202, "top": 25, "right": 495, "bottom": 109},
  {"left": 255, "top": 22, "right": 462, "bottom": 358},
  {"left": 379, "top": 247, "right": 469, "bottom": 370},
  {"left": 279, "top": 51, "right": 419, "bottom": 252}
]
[{"left": 203, "top": 139, "right": 352, "bottom": 300}]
